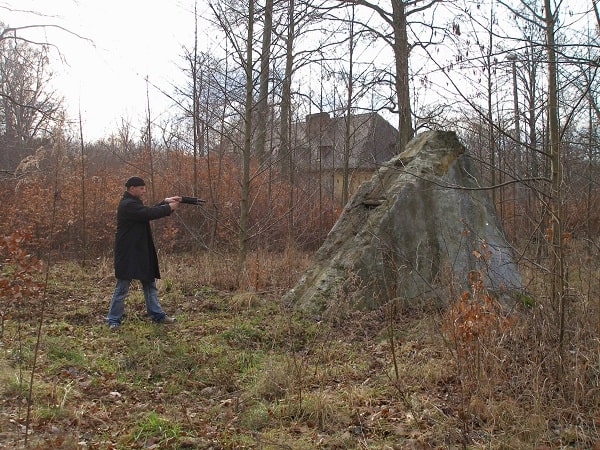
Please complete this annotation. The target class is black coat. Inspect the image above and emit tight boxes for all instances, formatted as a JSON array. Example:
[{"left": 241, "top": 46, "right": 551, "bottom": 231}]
[{"left": 113, "top": 191, "right": 172, "bottom": 281}]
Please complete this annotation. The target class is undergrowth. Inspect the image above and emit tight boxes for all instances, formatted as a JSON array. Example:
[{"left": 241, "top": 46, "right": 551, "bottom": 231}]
[{"left": 0, "top": 237, "right": 599, "bottom": 449}]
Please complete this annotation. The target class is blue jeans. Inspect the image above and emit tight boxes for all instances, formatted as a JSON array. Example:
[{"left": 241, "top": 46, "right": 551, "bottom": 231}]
[{"left": 106, "top": 279, "right": 167, "bottom": 325}]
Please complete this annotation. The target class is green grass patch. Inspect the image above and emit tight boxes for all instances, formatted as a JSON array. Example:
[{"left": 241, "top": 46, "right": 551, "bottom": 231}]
[{"left": 128, "top": 411, "right": 181, "bottom": 448}]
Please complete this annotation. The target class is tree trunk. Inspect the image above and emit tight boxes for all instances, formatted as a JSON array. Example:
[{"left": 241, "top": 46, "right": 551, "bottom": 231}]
[
  {"left": 145, "top": 77, "right": 156, "bottom": 201},
  {"left": 342, "top": 6, "right": 355, "bottom": 207},
  {"left": 238, "top": 0, "right": 255, "bottom": 280},
  {"left": 544, "top": 0, "right": 566, "bottom": 357},
  {"left": 255, "top": 0, "right": 273, "bottom": 164},
  {"left": 78, "top": 109, "right": 87, "bottom": 266},
  {"left": 280, "top": 0, "right": 295, "bottom": 246},
  {"left": 192, "top": 4, "right": 199, "bottom": 196},
  {"left": 391, "top": 0, "right": 413, "bottom": 150}
]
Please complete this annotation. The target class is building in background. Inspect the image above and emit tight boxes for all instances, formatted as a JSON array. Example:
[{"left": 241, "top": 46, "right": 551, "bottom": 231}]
[{"left": 292, "top": 112, "right": 399, "bottom": 204}]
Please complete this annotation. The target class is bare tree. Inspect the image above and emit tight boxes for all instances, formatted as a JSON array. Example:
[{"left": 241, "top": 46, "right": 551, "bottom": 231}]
[
  {"left": 341, "top": 5, "right": 356, "bottom": 207},
  {"left": 274, "top": 0, "right": 298, "bottom": 247},
  {"left": 333, "top": 0, "right": 441, "bottom": 150},
  {"left": 192, "top": 2, "right": 201, "bottom": 196},
  {"left": 0, "top": 29, "right": 62, "bottom": 171},
  {"left": 209, "top": 0, "right": 258, "bottom": 277},
  {"left": 255, "top": 0, "right": 274, "bottom": 164},
  {"left": 238, "top": 0, "right": 256, "bottom": 276},
  {"left": 543, "top": 0, "right": 566, "bottom": 353}
]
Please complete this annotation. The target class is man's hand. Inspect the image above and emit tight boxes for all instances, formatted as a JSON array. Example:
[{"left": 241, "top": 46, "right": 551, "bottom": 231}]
[{"left": 165, "top": 196, "right": 182, "bottom": 211}]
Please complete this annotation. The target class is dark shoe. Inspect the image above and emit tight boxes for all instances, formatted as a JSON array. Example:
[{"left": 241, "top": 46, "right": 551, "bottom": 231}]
[
  {"left": 109, "top": 323, "right": 120, "bottom": 331},
  {"left": 159, "top": 316, "right": 176, "bottom": 324}
]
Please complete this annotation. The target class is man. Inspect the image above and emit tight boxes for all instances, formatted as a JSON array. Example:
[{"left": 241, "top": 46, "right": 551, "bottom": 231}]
[{"left": 106, "top": 176, "right": 181, "bottom": 330}]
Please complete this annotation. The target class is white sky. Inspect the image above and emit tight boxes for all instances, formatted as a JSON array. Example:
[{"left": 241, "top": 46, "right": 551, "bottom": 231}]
[
  {"left": 3, "top": 0, "right": 594, "bottom": 143},
  {"left": 1, "top": 0, "right": 210, "bottom": 141}
]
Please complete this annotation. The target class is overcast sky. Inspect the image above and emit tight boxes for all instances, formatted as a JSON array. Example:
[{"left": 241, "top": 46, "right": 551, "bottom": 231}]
[{"left": 1, "top": 0, "right": 213, "bottom": 141}]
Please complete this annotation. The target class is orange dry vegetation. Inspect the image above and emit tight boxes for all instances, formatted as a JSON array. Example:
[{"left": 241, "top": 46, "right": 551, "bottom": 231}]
[{"left": 3, "top": 146, "right": 340, "bottom": 258}]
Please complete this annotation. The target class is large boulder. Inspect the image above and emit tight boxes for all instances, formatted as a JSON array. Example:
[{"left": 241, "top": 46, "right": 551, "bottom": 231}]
[{"left": 285, "top": 130, "right": 522, "bottom": 315}]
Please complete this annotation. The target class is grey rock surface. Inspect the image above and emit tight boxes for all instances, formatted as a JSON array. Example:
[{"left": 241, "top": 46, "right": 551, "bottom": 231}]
[{"left": 285, "top": 130, "right": 522, "bottom": 315}]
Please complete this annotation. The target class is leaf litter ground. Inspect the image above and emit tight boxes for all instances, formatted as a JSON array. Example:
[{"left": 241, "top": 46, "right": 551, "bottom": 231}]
[{"left": 1, "top": 258, "right": 597, "bottom": 449}]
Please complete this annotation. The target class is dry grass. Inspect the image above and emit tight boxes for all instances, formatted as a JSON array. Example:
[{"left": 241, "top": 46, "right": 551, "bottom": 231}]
[
  {"left": 0, "top": 245, "right": 599, "bottom": 449},
  {"left": 159, "top": 247, "right": 313, "bottom": 293}
]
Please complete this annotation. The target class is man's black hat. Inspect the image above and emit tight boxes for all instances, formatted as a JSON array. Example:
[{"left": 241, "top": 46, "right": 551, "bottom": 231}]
[{"left": 125, "top": 176, "right": 145, "bottom": 187}]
